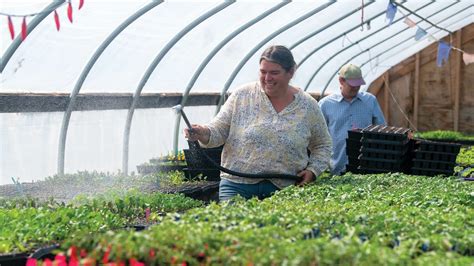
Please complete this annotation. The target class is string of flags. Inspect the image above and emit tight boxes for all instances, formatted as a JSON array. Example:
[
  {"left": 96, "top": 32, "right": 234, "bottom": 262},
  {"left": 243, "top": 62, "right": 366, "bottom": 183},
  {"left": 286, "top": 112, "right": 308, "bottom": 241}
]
[
  {"left": 0, "top": 0, "right": 84, "bottom": 42},
  {"left": 386, "top": 1, "right": 474, "bottom": 66}
]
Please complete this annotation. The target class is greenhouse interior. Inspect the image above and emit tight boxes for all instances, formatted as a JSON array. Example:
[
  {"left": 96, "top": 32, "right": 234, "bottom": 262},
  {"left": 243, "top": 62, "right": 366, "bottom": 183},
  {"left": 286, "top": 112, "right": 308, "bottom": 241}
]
[{"left": 0, "top": 0, "right": 473, "bottom": 265}]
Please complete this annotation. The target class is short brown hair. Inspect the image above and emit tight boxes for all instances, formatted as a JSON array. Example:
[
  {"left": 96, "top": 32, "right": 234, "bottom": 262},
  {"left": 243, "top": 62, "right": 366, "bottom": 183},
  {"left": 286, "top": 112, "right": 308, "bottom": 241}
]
[{"left": 260, "top": 45, "right": 297, "bottom": 72}]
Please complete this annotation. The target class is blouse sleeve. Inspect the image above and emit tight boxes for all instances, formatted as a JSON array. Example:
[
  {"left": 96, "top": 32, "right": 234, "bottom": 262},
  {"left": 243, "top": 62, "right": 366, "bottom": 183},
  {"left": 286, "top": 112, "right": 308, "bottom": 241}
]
[{"left": 306, "top": 101, "right": 333, "bottom": 177}]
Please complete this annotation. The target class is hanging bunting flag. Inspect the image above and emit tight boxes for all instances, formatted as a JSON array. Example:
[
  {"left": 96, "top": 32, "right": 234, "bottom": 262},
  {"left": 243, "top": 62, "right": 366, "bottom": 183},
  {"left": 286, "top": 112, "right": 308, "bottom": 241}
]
[
  {"left": 427, "top": 35, "right": 437, "bottom": 42},
  {"left": 79, "top": 0, "right": 84, "bottom": 10},
  {"left": 8, "top": 16, "right": 15, "bottom": 40},
  {"left": 463, "top": 52, "right": 474, "bottom": 65},
  {"left": 403, "top": 17, "right": 416, "bottom": 28},
  {"left": 436, "top": 41, "right": 451, "bottom": 67},
  {"left": 21, "top": 17, "right": 27, "bottom": 41},
  {"left": 386, "top": 2, "right": 397, "bottom": 25},
  {"left": 414, "top": 27, "right": 427, "bottom": 41},
  {"left": 67, "top": 2, "right": 73, "bottom": 23},
  {"left": 54, "top": 10, "right": 60, "bottom": 31}
]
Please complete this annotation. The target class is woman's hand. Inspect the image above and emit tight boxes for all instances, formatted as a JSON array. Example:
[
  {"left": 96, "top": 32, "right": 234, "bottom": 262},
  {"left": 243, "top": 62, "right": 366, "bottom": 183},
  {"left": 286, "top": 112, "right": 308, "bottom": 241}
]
[
  {"left": 184, "top": 124, "right": 211, "bottom": 145},
  {"left": 296, "top": 170, "right": 315, "bottom": 186}
]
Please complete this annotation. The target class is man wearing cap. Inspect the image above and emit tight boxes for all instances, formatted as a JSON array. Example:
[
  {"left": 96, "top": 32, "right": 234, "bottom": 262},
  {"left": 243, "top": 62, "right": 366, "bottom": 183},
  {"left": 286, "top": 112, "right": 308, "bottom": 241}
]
[{"left": 319, "top": 63, "right": 386, "bottom": 175}]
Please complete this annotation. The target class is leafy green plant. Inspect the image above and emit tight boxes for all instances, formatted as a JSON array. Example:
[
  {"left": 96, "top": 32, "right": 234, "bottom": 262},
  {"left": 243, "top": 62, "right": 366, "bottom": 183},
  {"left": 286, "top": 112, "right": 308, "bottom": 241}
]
[
  {"left": 415, "top": 130, "right": 474, "bottom": 141},
  {"left": 48, "top": 173, "right": 474, "bottom": 265}
]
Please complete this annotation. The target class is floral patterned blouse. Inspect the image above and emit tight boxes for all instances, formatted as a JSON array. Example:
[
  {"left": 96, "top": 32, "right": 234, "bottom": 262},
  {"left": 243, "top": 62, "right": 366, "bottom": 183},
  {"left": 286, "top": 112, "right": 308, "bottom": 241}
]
[{"left": 201, "top": 81, "right": 332, "bottom": 189}]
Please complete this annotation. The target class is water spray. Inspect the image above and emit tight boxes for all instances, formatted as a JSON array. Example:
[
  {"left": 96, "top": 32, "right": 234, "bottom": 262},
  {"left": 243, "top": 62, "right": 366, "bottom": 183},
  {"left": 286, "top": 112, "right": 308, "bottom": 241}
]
[{"left": 172, "top": 105, "right": 302, "bottom": 182}]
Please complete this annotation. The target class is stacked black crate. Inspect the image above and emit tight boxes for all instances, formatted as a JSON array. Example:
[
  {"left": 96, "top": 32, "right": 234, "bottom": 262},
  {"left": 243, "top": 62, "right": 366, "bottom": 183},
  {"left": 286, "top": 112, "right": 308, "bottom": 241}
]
[
  {"left": 411, "top": 140, "right": 461, "bottom": 176},
  {"left": 345, "top": 129, "right": 363, "bottom": 173},
  {"left": 358, "top": 125, "right": 413, "bottom": 174}
]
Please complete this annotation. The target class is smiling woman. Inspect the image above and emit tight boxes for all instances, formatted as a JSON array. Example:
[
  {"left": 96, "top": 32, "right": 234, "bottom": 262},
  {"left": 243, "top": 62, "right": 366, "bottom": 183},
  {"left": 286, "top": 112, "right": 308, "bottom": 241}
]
[{"left": 184, "top": 45, "right": 332, "bottom": 201}]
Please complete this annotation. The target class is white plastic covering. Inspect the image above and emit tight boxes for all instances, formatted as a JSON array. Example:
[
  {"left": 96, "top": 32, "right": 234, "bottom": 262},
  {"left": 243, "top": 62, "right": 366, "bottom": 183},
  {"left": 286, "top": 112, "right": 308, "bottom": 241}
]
[{"left": 1, "top": 0, "right": 473, "bottom": 184}]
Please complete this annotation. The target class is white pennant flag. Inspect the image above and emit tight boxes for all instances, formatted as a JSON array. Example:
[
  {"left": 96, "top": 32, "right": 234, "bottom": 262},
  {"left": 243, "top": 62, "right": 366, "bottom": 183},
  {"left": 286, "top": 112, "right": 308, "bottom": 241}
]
[
  {"left": 403, "top": 17, "right": 416, "bottom": 28},
  {"left": 463, "top": 52, "right": 474, "bottom": 65}
]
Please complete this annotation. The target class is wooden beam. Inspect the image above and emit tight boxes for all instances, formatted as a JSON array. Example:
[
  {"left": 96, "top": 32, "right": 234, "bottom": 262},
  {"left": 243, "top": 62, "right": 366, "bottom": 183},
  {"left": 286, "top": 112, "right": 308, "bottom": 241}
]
[
  {"left": 414, "top": 52, "right": 420, "bottom": 129},
  {"left": 453, "top": 30, "right": 462, "bottom": 131},
  {"left": 383, "top": 72, "right": 390, "bottom": 124},
  {"left": 0, "top": 92, "right": 225, "bottom": 113}
]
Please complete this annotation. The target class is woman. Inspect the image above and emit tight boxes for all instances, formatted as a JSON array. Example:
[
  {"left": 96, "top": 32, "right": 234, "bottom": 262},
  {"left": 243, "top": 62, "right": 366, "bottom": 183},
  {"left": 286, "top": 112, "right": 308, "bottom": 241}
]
[{"left": 185, "top": 45, "right": 332, "bottom": 201}]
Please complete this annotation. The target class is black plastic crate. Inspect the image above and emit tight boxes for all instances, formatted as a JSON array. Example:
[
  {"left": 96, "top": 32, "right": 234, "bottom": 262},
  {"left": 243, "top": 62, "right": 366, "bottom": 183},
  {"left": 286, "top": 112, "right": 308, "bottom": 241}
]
[
  {"left": 361, "top": 137, "right": 410, "bottom": 152},
  {"left": 416, "top": 140, "right": 461, "bottom": 154},
  {"left": 362, "top": 125, "right": 411, "bottom": 142},
  {"left": 345, "top": 164, "right": 361, "bottom": 174},
  {"left": 359, "top": 156, "right": 408, "bottom": 170},
  {"left": 412, "top": 159, "right": 456, "bottom": 171},
  {"left": 346, "top": 138, "right": 362, "bottom": 152},
  {"left": 347, "top": 155, "right": 360, "bottom": 166},
  {"left": 347, "top": 129, "right": 363, "bottom": 140},
  {"left": 413, "top": 150, "right": 458, "bottom": 162},
  {"left": 360, "top": 146, "right": 409, "bottom": 160}
]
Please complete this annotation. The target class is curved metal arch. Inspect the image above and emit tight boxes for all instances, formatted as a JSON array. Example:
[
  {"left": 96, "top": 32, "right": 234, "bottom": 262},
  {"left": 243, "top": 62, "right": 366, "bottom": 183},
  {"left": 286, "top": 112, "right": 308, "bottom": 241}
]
[
  {"left": 57, "top": 1, "right": 164, "bottom": 175},
  {"left": 320, "top": 5, "right": 473, "bottom": 95},
  {"left": 296, "top": 0, "right": 409, "bottom": 89},
  {"left": 288, "top": 0, "right": 376, "bottom": 50},
  {"left": 122, "top": 0, "right": 235, "bottom": 174},
  {"left": 305, "top": 0, "right": 438, "bottom": 93},
  {"left": 214, "top": 0, "right": 337, "bottom": 114},
  {"left": 172, "top": 1, "right": 291, "bottom": 155},
  {"left": 1, "top": 1, "right": 65, "bottom": 72}
]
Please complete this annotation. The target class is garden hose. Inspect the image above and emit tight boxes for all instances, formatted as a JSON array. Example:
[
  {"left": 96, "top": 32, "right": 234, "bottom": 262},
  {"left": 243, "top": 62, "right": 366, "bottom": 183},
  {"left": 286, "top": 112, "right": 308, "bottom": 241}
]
[{"left": 173, "top": 105, "right": 302, "bottom": 182}]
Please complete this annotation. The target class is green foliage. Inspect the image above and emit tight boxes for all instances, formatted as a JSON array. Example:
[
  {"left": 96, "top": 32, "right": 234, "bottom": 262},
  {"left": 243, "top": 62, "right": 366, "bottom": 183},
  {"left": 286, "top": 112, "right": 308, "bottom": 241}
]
[
  {"left": 52, "top": 173, "right": 474, "bottom": 265},
  {"left": 415, "top": 130, "right": 474, "bottom": 141}
]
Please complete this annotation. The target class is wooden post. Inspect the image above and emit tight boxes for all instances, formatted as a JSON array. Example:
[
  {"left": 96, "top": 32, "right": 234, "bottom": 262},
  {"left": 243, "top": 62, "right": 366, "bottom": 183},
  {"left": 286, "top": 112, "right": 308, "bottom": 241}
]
[
  {"left": 414, "top": 53, "right": 420, "bottom": 129},
  {"left": 383, "top": 72, "right": 390, "bottom": 125},
  {"left": 453, "top": 30, "right": 462, "bottom": 131}
]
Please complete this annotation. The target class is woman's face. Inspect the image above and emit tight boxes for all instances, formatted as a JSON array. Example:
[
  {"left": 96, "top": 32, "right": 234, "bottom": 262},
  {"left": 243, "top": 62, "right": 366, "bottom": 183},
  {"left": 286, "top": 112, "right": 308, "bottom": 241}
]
[{"left": 259, "top": 60, "right": 294, "bottom": 97}]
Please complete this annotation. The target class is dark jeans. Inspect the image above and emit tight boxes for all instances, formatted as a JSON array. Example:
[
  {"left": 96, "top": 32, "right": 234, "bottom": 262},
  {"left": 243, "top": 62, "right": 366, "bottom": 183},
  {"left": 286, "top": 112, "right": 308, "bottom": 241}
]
[{"left": 219, "top": 179, "right": 279, "bottom": 201}]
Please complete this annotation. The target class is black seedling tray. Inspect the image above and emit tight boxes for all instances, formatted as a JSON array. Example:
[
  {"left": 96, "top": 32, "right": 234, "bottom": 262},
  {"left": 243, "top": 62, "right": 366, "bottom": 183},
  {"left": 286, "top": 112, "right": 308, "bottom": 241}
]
[
  {"left": 347, "top": 155, "right": 360, "bottom": 166},
  {"left": 362, "top": 125, "right": 411, "bottom": 142},
  {"left": 414, "top": 150, "right": 458, "bottom": 162},
  {"left": 347, "top": 129, "right": 363, "bottom": 140},
  {"left": 346, "top": 138, "right": 362, "bottom": 152},
  {"left": 345, "top": 164, "right": 362, "bottom": 174},
  {"left": 416, "top": 140, "right": 461, "bottom": 154},
  {"left": 361, "top": 137, "right": 410, "bottom": 151},
  {"left": 360, "top": 146, "right": 409, "bottom": 160},
  {"left": 359, "top": 156, "right": 408, "bottom": 170},
  {"left": 412, "top": 159, "right": 456, "bottom": 171}
]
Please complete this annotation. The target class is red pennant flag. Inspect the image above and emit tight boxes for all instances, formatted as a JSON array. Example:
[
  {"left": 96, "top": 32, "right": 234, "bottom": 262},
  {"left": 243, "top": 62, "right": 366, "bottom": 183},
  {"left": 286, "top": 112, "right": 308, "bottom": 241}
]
[
  {"left": 67, "top": 2, "right": 73, "bottom": 23},
  {"left": 21, "top": 17, "right": 27, "bottom": 41},
  {"left": 54, "top": 10, "right": 60, "bottom": 31},
  {"left": 79, "top": 0, "right": 84, "bottom": 10},
  {"left": 8, "top": 16, "right": 15, "bottom": 40}
]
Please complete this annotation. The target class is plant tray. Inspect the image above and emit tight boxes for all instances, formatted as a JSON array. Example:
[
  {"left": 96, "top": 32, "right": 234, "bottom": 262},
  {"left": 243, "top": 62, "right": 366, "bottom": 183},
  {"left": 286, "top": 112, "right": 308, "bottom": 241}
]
[
  {"left": 360, "top": 146, "right": 410, "bottom": 160},
  {"left": 416, "top": 140, "right": 461, "bottom": 154},
  {"left": 362, "top": 125, "right": 411, "bottom": 142},
  {"left": 412, "top": 159, "right": 456, "bottom": 171},
  {"left": 346, "top": 138, "right": 362, "bottom": 152},
  {"left": 359, "top": 156, "right": 411, "bottom": 171},
  {"left": 347, "top": 129, "right": 363, "bottom": 140},
  {"left": 347, "top": 155, "right": 360, "bottom": 165},
  {"left": 345, "top": 164, "right": 362, "bottom": 174},
  {"left": 413, "top": 150, "right": 458, "bottom": 162},
  {"left": 361, "top": 137, "right": 410, "bottom": 151}
]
